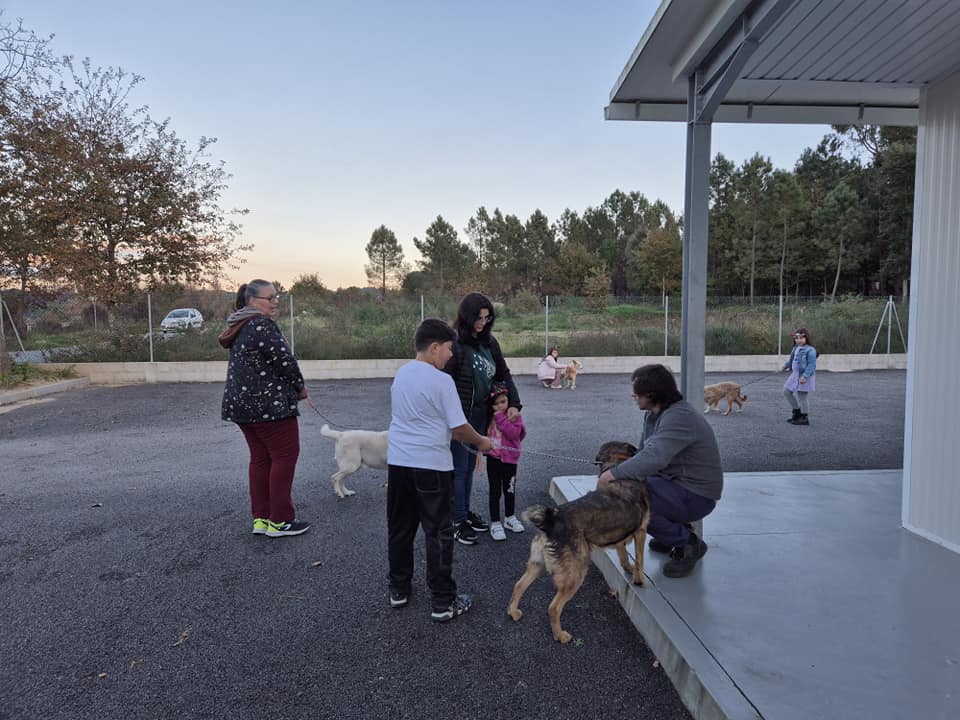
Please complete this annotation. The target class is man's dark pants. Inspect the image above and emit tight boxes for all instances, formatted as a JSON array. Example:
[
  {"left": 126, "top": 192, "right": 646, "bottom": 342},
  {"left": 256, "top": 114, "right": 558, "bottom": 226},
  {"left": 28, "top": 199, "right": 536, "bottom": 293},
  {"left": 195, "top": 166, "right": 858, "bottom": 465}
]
[
  {"left": 646, "top": 475, "right": 716, "bottom": 548},
  {"left": 387, "top": 465, "right": 457, "bottom": 609}
]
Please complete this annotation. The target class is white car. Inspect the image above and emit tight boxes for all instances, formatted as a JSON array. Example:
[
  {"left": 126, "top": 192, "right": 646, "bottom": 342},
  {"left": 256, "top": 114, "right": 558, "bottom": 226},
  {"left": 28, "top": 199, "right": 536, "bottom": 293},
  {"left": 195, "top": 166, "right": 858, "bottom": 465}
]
[{"left": 160, "top": 308, "right": 204, "bottom": 332}]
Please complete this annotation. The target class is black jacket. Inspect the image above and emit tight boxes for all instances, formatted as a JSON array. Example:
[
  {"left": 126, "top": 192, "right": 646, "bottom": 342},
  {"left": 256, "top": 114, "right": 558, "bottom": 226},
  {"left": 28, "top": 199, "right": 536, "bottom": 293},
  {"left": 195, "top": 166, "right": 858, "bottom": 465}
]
[
  {"left": 443, "top": 334, "right": 522, "bottom": 419},
  {"left": 221, "top": 316, "right": 305, "bottom": 424}
]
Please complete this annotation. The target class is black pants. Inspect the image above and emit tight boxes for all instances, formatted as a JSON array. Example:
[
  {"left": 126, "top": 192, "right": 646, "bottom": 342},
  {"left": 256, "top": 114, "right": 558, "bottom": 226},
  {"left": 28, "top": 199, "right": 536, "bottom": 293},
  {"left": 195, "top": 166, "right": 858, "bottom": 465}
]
[
  {"left": 486, "top": 456, "right": 517, "bottom": 522},
  {"left": 387, "top": 464, "right": 456, "bottom": 610}
]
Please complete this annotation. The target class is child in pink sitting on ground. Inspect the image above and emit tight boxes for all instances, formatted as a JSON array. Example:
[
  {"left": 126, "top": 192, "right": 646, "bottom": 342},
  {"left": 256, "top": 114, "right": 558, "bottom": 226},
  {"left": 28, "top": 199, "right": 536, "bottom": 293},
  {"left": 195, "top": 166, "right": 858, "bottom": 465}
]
[{"left": 485, "top": 383, "right": 527, "bottom": 541}]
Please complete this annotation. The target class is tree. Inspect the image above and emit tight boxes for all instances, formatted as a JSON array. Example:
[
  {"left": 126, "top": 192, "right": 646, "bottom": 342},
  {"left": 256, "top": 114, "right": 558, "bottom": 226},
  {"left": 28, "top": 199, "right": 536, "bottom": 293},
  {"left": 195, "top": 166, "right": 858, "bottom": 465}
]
[
  {"left": 524, "top": 209, "right": 557, "bottom": 296},
  {"left": 464, "top": 207, "right": 493, "bottom": 270},
  {"left": 413, "top": 215, "right": 475, "bottom": 294},
  {"left": 633, "top": 220, "right": 682, "bottom": 294},
  {"left": 817, "top": 182, "right": 865, "bottom": 301},
  {"left": 364, "top": 224, "right": 404, "bottom": 299},
  {"left": 9, "top": 59, "right": 249, "bottom": 303}
]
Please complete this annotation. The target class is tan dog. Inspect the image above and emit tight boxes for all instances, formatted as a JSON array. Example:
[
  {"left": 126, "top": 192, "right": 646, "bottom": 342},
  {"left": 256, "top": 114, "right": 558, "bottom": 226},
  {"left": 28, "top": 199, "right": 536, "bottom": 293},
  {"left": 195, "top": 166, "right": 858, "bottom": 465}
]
[
  {"left": 703, "top": 382, "right": 748, "bottom": 415},
  {"left": 319, "top": 424, "right": 388, "bottom": 498},
  {"left": 506, "top": 441, "right": 649, "bottom": 643},
  {"left": 562, "top": 359, "right": 583, "bottom": 390}
]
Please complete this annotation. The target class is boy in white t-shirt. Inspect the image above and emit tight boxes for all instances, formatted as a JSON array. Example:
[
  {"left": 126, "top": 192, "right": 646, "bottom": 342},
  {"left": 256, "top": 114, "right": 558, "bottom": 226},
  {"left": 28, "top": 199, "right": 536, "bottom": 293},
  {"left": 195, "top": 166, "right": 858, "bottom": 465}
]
[{"left": 387, "top": 319, "right": 493, "bottom": 622}]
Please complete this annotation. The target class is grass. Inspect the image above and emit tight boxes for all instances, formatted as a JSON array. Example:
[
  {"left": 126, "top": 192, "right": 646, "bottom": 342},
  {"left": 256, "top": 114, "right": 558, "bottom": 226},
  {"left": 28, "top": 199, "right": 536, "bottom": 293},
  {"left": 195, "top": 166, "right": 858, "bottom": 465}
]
[
  {"left": 24, "top": 294, "right": 907, "bottom": 362},
  {"left": 1, "top": 362, "right": 77, "bottom": 388}
]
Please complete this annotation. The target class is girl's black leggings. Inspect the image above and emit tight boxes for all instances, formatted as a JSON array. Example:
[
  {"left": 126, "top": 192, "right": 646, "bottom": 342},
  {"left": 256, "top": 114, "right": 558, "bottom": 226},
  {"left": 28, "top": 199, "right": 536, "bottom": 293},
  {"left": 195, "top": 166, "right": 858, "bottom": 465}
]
[{"left": 487, "top": 456, "right": 518, "bottom": 521}]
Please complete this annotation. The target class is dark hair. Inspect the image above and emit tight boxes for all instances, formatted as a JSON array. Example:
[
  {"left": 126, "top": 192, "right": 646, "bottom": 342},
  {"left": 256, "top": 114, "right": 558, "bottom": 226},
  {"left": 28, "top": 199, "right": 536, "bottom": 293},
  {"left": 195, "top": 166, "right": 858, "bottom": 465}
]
[
  {"left": 543, "top": 345, "right": 559, "bottom": 360},
  {"left": 631, "top": 364, "right": 683, "bottom": 407},
  {"left": 488, "top": 381, "right": 509, "bottom": 407},
  {"left": 415, "top": 318, "right": 457, "bottom": 351},
  {"left": 452, "top": 292, "right": 495, "bottom": 347},
  {"left": 793, "top": 327, "right": 819, "bottom": 356},
  {"left": 235, "top": 279, "right": 273, "bottom": 310}
]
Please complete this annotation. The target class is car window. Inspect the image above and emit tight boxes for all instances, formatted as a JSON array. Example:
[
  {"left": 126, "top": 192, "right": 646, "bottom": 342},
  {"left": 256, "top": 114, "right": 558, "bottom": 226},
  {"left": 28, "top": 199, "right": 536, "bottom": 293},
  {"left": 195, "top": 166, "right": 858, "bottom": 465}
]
[{"left": 167, "top": 310, "right": 189, "bottom": 318}]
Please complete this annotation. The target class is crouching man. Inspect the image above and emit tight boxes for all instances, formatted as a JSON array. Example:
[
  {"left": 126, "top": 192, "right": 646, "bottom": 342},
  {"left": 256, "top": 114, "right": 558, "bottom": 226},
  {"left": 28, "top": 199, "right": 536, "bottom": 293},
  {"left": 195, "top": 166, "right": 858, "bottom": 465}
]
[{"left": 598, "top": 364, "right": 723, "bottom": 578}]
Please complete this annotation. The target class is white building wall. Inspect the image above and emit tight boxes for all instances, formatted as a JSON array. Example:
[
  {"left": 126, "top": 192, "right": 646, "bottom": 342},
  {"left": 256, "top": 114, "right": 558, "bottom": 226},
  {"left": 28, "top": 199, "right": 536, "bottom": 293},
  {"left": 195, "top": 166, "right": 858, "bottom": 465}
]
[{"left": 902, "top": 70, "right": 960, "bottom": 552}]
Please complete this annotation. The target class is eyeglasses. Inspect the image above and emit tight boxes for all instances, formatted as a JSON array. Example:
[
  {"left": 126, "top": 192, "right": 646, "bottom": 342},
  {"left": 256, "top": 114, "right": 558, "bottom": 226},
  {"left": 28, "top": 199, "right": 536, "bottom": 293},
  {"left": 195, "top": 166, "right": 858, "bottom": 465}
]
[
  {"left": 475, "top": 314, "right": 492, "bottom": 324},
  {"left": 793, "top": 334, "right": 805, "bottom": 339},
  {"left": 253, "top": 293, "right": 281, "bottom": 302}
]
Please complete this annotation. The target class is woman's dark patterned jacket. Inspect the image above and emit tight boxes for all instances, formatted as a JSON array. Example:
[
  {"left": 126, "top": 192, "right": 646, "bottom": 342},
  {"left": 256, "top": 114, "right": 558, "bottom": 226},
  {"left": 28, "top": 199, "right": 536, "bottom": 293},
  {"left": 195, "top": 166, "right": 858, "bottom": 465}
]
[
  {"left": 221, "top": 317, "right": 305, "bottom": 424},
  {"left": 443, "top": 334, "right": 522, "bottom": 417}
]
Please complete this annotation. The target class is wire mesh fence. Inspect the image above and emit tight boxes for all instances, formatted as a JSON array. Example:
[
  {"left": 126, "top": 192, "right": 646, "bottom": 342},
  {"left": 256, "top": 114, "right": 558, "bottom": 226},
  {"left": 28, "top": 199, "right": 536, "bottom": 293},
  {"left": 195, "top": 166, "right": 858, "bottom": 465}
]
[{"left": 0, "top": 289, "right": 909, "bottom": 363}]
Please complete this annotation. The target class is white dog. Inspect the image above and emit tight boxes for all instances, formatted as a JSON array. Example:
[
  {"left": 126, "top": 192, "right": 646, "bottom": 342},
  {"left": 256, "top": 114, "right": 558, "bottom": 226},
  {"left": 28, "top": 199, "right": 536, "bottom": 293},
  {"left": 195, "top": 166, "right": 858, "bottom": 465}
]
[{"left": 319, "top": 424, "right": 388, "bottom": 498}]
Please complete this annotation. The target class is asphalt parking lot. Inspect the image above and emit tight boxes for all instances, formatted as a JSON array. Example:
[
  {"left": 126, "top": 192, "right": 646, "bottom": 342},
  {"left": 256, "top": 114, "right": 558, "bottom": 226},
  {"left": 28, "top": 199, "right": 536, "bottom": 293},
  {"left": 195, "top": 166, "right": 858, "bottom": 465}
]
[{"left": 0, "top": 370, "right": 905, "bottom": 720}]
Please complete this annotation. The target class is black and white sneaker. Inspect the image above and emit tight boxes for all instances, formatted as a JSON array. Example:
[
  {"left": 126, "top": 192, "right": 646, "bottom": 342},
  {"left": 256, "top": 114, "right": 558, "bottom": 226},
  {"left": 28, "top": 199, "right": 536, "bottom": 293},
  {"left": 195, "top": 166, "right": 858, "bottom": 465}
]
[
  {"left": 467, "top": 511, "right": 489, "bottom": 532},
  {"left": 431, "top": 593, "right": 472, "bottom": 622},
  {"left": 454, "top": 521, "right": 478, "bottom": 545},
  {"left": 389, "top": 590, "right": 409, "bottom": 608},
  {"left": 265, "top": 519, "right": 311, "bottom": 537}
]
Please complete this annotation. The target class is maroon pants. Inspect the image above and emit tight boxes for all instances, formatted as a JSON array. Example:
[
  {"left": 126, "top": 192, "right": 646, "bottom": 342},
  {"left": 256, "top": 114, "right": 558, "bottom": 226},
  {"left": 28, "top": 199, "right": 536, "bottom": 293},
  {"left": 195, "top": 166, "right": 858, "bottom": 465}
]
[{"left": 239, "top": 417, "right": 300, "bottom": 523}]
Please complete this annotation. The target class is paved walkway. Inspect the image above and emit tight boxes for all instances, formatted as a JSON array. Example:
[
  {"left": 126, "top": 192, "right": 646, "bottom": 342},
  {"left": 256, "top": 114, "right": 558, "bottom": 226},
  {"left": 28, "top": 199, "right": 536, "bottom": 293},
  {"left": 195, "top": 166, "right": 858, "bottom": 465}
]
[{"left": 554, "top": 469, "right": 959, "bottom": 720}]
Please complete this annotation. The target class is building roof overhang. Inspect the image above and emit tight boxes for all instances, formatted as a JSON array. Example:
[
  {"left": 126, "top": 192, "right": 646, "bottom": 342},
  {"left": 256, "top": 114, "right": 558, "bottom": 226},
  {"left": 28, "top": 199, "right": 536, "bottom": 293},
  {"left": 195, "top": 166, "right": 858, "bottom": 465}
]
[{"left": 607, "top": 0, "right": 960, "bottom": 126}]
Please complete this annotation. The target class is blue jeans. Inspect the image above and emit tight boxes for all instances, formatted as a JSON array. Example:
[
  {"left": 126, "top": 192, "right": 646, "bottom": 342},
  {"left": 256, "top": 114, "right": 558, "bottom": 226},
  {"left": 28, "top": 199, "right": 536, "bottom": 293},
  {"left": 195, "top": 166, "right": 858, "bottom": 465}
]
[
  {"left": 646, "top": 475, "right": 716, "bottom": 547},
  {"left": 451, "top": 441, "right": 473, "bottom": 525}
]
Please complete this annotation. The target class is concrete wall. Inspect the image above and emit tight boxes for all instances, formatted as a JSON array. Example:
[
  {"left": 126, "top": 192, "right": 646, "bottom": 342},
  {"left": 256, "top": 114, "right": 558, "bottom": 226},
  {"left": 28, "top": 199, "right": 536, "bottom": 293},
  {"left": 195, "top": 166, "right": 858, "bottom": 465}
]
[
  {"left": 44, "top": 353, "right": 906, "bottom": 385},
  {"left": 902, "top": 70, "right": 960, "bottom": 553}
]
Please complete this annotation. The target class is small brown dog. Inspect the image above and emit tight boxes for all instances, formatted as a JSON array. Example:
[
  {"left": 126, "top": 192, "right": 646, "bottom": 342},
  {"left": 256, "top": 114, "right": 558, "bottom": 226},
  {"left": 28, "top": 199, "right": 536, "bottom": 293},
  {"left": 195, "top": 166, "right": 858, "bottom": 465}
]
[
  {"left": 506, "top": 441, "right": 650, "bottom": 643},
  {"left": 562, "top": 359, "right": 583, "bottom": 390},
  {"left": 703, "top": 382, "right": 748, "bottom": 416}
]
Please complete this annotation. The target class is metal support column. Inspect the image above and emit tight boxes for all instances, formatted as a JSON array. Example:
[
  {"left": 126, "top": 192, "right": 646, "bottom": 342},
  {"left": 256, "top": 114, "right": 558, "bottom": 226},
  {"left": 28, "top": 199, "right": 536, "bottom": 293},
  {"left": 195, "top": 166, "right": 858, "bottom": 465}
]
[{"left": 680, "top": 74, "right": 711, "bottom": 403}]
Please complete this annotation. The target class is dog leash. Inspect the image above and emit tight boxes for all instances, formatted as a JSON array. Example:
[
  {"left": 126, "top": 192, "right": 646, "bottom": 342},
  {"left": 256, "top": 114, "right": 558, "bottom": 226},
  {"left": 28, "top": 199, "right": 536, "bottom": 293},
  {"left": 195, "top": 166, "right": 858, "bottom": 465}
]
[
  {"left": 736, "top": 370, "right": 783, "bottom": 390},
  {"left": 455, "top": 440, "right": 597, "bottom": 467},
  {"left": 304, "top": 398, "right": 372, "bottom": 431}
]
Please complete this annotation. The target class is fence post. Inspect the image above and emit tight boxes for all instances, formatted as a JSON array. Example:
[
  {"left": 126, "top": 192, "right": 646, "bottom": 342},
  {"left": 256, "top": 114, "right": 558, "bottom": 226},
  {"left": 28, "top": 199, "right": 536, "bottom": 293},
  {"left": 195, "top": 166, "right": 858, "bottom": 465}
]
[
  {"left": 778, "top": 294, "right": 784, "bottom": 356},
  {"left": 545, "top": 295, "right": 550, "bottom": 356},
  {"left": 147, "top": 292, "right": 154, "bottom": 363},
  {"left": 92, "top": 297, "right": 98, "bottom": 330},
  {"left": 663, "top": 295, "right": 669, "bottom": 356},
  {"left": 420, "top": 295, "right": 424, "bottom": 322},
  {"left": 289, "top": 294, "right": 295, "bottom": 354}
]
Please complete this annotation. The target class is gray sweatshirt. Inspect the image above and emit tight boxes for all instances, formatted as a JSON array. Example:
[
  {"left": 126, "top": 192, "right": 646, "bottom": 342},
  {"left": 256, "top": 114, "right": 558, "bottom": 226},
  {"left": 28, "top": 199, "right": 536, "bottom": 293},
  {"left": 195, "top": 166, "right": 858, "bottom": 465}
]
[{"left": 611, "top": 400, "right": 723, "bottom": 500}]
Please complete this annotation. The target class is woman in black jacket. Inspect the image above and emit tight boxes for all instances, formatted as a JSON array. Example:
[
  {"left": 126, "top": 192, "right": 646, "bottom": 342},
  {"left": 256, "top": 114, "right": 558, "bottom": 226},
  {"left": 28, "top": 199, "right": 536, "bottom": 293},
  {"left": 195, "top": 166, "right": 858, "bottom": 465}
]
[
  {"left": 443, "top": 292, "right": 522, "bottom": 545},
  {"left": 220, "top": 279, "right": 311, "bottom": 538}
]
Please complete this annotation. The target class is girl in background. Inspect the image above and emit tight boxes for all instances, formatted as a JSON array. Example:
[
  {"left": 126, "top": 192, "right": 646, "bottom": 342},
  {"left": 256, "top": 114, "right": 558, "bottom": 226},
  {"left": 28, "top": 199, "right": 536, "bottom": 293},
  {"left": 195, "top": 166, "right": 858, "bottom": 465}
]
[{"left": 782, "top": 327, "right": 817, "bottom": 426}]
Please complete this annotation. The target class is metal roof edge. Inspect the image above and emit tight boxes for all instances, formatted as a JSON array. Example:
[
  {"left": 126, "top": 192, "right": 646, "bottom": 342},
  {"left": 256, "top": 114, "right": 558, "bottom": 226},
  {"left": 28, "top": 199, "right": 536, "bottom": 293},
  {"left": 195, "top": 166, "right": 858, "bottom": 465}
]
[{"left": 608, "top": 0, "right": 673, "bottom": 104}]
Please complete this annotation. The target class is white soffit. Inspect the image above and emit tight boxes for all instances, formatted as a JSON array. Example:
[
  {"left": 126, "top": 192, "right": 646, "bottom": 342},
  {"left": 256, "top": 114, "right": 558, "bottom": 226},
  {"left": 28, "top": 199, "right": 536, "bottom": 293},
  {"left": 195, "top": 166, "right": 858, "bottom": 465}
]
[{"left": 607, "top": 0, "right": 960, "bottom": 125}]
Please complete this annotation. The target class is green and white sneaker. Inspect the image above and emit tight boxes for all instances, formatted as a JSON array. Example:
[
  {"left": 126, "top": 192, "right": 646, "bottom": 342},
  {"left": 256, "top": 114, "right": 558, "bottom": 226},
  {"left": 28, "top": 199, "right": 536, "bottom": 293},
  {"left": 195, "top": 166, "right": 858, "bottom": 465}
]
[
  {"left": 252, "top": 518, "right": 269, "bottom": 535},
  {"left": 266, "top": 519, "right": 311, "bottom": 537}
]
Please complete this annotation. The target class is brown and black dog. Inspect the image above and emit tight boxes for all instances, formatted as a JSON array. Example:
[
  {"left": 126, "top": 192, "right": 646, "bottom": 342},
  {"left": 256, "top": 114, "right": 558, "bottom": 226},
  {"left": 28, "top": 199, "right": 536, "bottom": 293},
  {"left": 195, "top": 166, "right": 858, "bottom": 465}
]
[
  {"left": 506, "top": 441, "right": 650, "bottom": 643},
  {"left": 703, "top": 381, "right": 748, "bottom": 416}
]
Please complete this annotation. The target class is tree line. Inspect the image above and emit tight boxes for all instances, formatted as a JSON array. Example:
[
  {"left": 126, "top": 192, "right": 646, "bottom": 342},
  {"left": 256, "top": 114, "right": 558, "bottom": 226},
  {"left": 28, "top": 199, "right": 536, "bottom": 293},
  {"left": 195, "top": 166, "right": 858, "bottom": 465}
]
[{"left": 361, "top": 126, "right": 915, "bottom": 303}]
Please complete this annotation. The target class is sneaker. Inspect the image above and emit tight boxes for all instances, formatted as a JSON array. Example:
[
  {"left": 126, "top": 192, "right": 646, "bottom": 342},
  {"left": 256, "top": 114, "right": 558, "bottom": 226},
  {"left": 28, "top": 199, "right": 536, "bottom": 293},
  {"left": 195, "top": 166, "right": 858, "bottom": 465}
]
[
  {"left": 389, "top": 590, "right": 409, "bottom": 608},
  {"left": 265, "top": 519, "right": 311, "bottom": 537},
  {"left": 431, "top": 593, "right": 472, "bottom": 622},
  {"left": 503, "top": 515, "right": 525, "bottom": 533},
  {"left": 662, "top": 533, "right": 708, "bottom": 578},
  {"left": 648, "top": 538, "right": 671, "bottom": 554},
  {"left": 490, "top": 521, "right": 506, "bottom": 541},
  {"left": 454, "top": 521, "right": 478, "bottom": 545},
  {"left": 252, "top": 518, "right": 269, "bottom": 535},
  {"left": 467, "top": 511, "right": 489, "bottom": 532}
]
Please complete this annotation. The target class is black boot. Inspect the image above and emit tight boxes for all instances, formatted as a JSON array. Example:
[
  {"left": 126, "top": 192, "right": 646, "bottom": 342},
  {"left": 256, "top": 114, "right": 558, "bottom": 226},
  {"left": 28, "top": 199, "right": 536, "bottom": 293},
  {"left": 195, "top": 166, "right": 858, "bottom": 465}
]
[
  {"left": 792, "top": 413, "right": 809, "bottom": 426},
  {"left": 787, "top": 408, "right": 801, "bottom": 423},
  {"left": 663, "top": 532, "right": 708, "bottom": 578}
]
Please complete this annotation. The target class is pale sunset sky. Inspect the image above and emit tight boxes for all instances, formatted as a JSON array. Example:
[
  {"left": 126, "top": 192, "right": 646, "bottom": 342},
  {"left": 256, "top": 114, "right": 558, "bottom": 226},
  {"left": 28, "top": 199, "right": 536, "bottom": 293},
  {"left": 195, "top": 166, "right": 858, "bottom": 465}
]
[{"left": 8, "top": 1, "right": 832, "bottom": 290}]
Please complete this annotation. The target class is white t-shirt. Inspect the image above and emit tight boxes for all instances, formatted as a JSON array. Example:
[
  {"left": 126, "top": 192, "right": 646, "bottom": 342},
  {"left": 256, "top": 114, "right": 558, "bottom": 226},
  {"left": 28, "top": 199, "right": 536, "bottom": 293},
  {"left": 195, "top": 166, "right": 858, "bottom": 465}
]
[{"left": 388, "top": 359, "right": 468, "bottom": 471}]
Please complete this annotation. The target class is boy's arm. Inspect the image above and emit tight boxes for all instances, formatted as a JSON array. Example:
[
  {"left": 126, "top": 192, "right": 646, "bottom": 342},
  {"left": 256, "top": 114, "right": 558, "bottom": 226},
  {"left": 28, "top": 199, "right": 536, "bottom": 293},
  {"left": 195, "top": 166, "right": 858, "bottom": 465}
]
[{"left": 452, "top": 423, "right": 492, "bottom": 453}]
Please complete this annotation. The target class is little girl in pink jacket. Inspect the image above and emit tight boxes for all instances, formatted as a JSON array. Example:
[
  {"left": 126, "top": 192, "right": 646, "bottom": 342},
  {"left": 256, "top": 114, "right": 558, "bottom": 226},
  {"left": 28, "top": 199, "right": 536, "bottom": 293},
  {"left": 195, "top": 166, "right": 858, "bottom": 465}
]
[{"left": 485, "top": 383, "right": 527, "bottom": 541}]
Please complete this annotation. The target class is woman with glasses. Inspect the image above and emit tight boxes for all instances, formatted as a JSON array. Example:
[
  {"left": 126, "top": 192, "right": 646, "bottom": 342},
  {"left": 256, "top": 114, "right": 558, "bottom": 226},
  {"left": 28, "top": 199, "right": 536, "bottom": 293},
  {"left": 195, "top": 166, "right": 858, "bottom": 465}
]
[
  {"left": 443, "top": 292, "right": 522, "bottom": 546},
  {"left": 219, "top": 279, "right": 311, "bottom": 537},
  {"left": 782, "top": 327, "right": 818, "bottom": 426}
]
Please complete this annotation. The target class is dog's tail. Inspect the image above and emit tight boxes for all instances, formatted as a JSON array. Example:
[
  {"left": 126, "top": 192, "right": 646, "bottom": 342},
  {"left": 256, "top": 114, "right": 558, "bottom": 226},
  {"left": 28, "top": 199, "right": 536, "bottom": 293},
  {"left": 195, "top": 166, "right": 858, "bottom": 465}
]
[
  {"left": 523, "top": 505, "right": 558, "bottom": 534},
  {"left": 320, "top": 424, "right": 342, "bottom": 440}
]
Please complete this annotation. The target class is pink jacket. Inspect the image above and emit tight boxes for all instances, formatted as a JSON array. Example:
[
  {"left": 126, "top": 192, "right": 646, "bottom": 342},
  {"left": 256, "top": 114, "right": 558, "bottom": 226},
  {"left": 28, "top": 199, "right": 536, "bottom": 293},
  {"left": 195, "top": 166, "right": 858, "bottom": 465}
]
[
  {"left": 487, "top": 411, "right": 526, "bottom": 465},
  {"left": 538, "top": 355, "right": 564, "bottom": 381}
]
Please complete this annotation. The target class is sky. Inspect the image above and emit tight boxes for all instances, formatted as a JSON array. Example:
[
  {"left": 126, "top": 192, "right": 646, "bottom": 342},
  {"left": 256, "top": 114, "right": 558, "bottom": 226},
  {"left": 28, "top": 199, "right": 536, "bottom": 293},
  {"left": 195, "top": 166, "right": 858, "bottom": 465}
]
[{"left": 6, "top": 0, "right": 834, "bottom": 290}]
